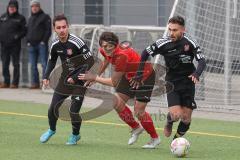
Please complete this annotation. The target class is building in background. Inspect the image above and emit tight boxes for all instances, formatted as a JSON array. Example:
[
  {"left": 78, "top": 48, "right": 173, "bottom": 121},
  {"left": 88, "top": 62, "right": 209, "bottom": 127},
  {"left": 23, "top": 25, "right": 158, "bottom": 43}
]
[
  {"left": 0, "top": 0, "right": 174, "bottom": 26},
  {"left": 0, "top": 0, "right": 174, "bottom": 86}
]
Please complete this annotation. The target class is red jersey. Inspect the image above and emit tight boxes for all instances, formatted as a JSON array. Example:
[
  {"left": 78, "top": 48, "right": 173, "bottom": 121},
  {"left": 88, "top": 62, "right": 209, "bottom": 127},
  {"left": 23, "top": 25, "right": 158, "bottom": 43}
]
[{"left": 99, "top": 46, "right": 153, "bottom": 80}]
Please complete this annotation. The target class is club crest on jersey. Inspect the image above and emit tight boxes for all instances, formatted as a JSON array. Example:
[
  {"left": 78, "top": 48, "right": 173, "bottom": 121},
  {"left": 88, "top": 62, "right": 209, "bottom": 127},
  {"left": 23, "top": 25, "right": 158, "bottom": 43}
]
[
  {"left": 67, "top": 49, "right": 73, "bottom": 55},
  {"left": 119, "top": 41, "right": 132, "bottom": 50},
  {"left": 184, "top": 44, "right": 190, "bottom": 52}
]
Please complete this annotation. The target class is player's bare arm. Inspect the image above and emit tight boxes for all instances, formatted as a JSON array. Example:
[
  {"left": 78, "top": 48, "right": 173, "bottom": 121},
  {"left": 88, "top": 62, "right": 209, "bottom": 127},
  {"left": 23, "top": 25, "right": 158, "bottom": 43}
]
[
  {"left": 78, "top": 71, "right": 124, "bottom": 87},
  {"left": 98, "top": 58, "right": 110, "bottom": 76},
  {"left": 84, "top": 58, "right": 110, "bottom": 87}
]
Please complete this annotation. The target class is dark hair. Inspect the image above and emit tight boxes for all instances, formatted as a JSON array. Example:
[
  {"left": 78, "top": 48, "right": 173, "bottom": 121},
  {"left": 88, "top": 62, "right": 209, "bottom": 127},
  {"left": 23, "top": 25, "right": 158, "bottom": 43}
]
[
  {"left": 99, "top": 32, "right": 119, "bottom": 46},
  {"left": 168, "top": 16, "right": 185, "bottom": 26},
  {"left": 53, "top": 14, "right": 68, "bottom": 27},
  {"left": 8, "top": 0, "right": 19, "bottom": 10}
]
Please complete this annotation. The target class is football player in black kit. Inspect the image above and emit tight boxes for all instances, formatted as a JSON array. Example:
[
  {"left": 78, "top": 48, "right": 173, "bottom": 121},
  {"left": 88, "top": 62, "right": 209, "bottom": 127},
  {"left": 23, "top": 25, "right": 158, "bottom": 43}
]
[
  {"left": 40, "top": 14, "right": 94, "bottom": 145},
  {"left": 131, "top": 16, "right": 206, "bottom": 140}
]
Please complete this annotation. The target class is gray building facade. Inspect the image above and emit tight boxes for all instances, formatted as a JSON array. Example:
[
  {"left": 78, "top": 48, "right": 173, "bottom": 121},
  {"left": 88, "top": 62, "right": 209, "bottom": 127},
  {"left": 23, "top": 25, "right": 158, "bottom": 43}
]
[
  {"left": 0, "top": 0, "right": 174, "bottom": 26},
  {"left": 0, "top": 0, "right": 174, "bottom": 85}
]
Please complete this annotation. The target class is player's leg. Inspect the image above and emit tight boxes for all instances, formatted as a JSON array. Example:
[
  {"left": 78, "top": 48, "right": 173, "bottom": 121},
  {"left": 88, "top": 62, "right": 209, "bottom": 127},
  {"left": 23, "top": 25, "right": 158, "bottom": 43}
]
[
  {"left": 66, "top": 95, "right": 85, "bottom": 145},
  {"left": 40, "top": 92, "right": 68, "bottom": 143},
  {"left": 173, "top": 106, "right": 193, "bottom": 139},
  {"left": 114, "top": 76, "right": 143, "bottom": 144},
  {"left": 114, "top": 92, "right": 140, "bottom": 129},
  {"left": 164, "top": 91, "right": 182, "bottom": 137},
  {"left": 135, "top": 71, "right": 160, "bottom": 148},
  {"left": 48, "top": 92, "right": 69, "bottom": 131},
  {"left": 173, "top": 85, "right": 196, "bottom": 139},
  {"left": 134, "top": 71, "right": 160, "bottom": 148},
  {"left": 114, "top": 76, "right": 140, "bottom": 129},
  {"left": 164, "top": 105, "right": 182, "bottom": 137},
  {"left": 134, "top": 101, "right": 160, "bottom": 149},
  {"left": 114, "top": 92, "right": 144, "bottom": 145}
]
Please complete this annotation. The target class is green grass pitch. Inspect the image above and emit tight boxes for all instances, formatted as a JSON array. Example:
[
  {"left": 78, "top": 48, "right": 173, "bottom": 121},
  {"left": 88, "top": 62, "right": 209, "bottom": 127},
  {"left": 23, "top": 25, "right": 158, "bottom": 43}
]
[{"left": 0, "top": 100, "right": 239, "bottom": 160}]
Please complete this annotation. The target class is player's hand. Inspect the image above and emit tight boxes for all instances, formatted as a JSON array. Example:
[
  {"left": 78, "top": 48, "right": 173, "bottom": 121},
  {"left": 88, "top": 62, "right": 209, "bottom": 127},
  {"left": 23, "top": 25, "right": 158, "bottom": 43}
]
[
  {"left": 67, "top": 77, "right": 75, "bottom": 84},
  {"left": 129, "top": 77, "right": 144, "bottom": 89},
  {"left": 129, "top": 71, "right": 144, "bottom": 89},
  {"left": 78, "top": 71, "right": 97, "bottom": 81},
  {"left": 42, "top": 79, "right": 49, "bottom": 89},
  {"left": 188, "top": 74, "right": 199, "bottom": 84},
  {"left": 84, "top": 80, "right": 95, "bottom": 87}
]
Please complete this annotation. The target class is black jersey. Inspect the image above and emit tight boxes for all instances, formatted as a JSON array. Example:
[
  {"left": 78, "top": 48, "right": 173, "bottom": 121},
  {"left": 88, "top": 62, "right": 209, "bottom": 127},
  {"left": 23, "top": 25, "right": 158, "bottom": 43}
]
[
  {"left": 145, "top": 33, "right": 205, "bottom": 81},
  {"left": 44, "top": 34, "right": 93, "bottom": 79}
]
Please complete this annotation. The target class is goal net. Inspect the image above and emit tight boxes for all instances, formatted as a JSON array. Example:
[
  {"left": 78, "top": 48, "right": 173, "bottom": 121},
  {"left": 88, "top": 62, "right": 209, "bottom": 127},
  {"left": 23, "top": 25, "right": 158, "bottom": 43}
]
[
  {"left": 63, "top": 0, "right": 240, "bottom": 114},
  {"left": 72, "top": 25, "right": 165, "bottom": 95}
]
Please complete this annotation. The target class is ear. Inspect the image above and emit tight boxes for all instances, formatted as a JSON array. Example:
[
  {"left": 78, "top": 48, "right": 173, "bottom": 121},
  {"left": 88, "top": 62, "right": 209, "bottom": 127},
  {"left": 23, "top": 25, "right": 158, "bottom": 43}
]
[
  {"left": 182, "top": 26, "right": 186, "bottom": 32},
  {"left": 180, "top": 26, "right": 186, "bottom": 34}
]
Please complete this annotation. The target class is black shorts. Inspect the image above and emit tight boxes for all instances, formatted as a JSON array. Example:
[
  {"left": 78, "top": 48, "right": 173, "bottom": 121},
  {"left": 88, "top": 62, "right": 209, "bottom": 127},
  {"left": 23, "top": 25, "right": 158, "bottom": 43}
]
[
  {"left": 116, "top": 71, "right": 155, "bottom": 103},
  {"left": 167, "top": 78, "right": 197, "bottom": 110},
  {"left": 54, "top": 77, "right": 86, "bottom": 96}
]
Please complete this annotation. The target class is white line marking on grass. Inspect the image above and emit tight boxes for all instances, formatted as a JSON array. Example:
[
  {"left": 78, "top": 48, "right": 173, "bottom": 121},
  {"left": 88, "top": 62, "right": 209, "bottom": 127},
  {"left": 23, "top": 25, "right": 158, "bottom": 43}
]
[{"left": 0, "top": 111, "right": 240, "bottom": 139}]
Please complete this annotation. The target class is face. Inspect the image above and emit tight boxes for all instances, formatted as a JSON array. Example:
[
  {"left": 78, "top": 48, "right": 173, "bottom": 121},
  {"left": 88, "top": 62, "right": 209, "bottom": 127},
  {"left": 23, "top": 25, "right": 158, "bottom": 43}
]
[
  {"left": 8, "top": 6, "right": 17, "bottom": 14},
  {"left": 31, "top": 4, "right": 40, "bottom": 14},
  {"left": 168, "top": 23, "right": 185, "bottom": 42},
  {"left": 54, "top": 20, "right": 69, "bottom": 41},
  {"left": 101, "top": 41, "right": 116, "bottom": 56}
]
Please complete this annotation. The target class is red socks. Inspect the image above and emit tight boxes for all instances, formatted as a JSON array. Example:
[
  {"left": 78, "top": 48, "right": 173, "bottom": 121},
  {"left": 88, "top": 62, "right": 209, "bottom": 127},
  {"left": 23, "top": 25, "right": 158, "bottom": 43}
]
[
  {"left": 118, "top": 106, "right": 140, "bottom": 129},
  {"left": 118, "top": 106, "right": 159, "bottom": 139},
  {"left": 138, "top": 112, "right": 158, "bottom": 138}
]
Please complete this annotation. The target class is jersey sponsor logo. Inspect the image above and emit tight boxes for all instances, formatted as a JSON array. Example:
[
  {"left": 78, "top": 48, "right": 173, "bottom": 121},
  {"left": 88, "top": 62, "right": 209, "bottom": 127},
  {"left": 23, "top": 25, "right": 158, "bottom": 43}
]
[
  {"left": 184, "top": 44, "right": 190, "bottom": 52},
  {"left": 67, "top": 49, "right": 73, "bottom": 56},
  {"left": 119, "top": 41, "right": 132, "bottom": 49},
  {"left": 168, "top": 49, "right": 177, "bottom": 53},
  {"left": 57, "top": 50, "right": 64, "bottom": 53},
  {"left": 179, "top": 55, "right": 191, "bottom": 63}
]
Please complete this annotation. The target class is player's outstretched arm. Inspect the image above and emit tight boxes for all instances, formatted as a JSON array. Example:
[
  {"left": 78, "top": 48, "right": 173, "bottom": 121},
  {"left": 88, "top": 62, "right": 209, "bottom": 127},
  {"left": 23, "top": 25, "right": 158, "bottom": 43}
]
[
  {"left": 98, "top": 59, "right": 110, "bottom": 76},
  {"left": 78, "top": 71, "right": 124, "bottom": 87}
]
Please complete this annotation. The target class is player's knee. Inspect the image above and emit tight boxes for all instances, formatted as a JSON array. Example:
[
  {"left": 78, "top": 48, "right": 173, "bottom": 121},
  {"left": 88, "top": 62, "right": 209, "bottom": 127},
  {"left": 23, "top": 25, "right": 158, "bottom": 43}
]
[
  {"left": 113, "top": 105, "right": 125, "bottom": 113},
  {"left": 113, "top": 102, "right": 124, "bottom": 112},
  {"left": 170, "top": 112, "right": 181, "bottom": 122},
  {"left": 134, "top": 110, "right": 145, "bottom": 119},
  {"left": 48, "top": 105, "right": 58, "bottom": 118},
  {"left": 113, "top": 96, "right": 125, "bottom": 112},
  {"left": 181, "top": 112, "right": 192, "bottom": 123}
]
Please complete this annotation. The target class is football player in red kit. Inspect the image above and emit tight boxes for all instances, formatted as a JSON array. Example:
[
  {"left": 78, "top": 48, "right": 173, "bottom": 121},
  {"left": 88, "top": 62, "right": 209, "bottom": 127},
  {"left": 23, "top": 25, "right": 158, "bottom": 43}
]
[{"left": 78, "top": 32, "right": 160, "bottom": 149}]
